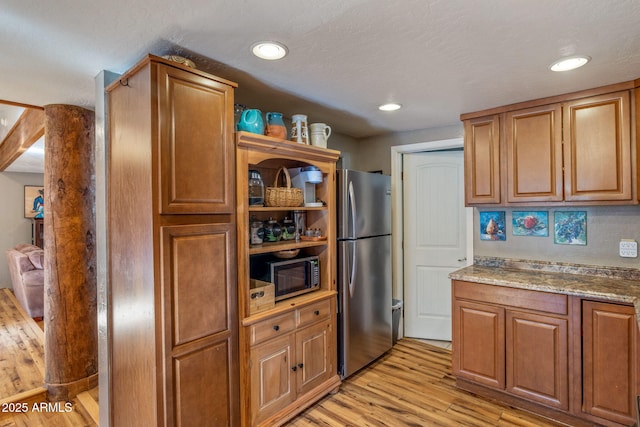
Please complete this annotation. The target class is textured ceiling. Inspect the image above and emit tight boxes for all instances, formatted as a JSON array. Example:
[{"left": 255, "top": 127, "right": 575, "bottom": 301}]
[{"left": 2, "top": 0, "right": 640, "bottom": 172}]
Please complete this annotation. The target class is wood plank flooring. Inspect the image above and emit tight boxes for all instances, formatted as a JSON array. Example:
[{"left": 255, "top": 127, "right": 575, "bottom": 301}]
[
  {"left": 0, "top": 288, "right": 97, "bottom": 427},
  {"left": 287, "top": 339, "right": 566, "bottom": 427},
  {"left": 1, "top": 287, "right": 568, "bottom": 426},
  {"left": 0, "top": 288, "right": 45, "bottom": 398}
]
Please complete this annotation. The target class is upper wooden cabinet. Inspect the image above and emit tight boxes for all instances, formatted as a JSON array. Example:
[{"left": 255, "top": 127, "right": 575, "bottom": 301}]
[
  {"left": 157, "top": 63, "right": 235, "bottom": 214},
  {"left": 464, "top": 115, "right": 501, "bottom": 204},
  {"left": 506, "top": 104, "right": 563, "bottom": 203},
  {"left": 462, "top": 80, "right": 638, "bottom": 206},
  {"left": 563, "top": 91, "right": 631, "bottom": 202}
]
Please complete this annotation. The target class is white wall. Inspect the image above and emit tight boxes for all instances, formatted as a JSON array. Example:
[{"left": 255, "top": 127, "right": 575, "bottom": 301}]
[{"left": 0, "top": 171, "right": 44, "bottom": 287}]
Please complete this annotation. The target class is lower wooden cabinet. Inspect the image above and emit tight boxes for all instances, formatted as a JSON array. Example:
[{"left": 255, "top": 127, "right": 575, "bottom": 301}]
[
  {"left": 453, "top": 281, "right": 568, "bottom": 411},
  {"left": 248, "top": 297, "right": 337, "bottom": 426},
  {"left": 453, "top": 299, "right": 505, "bottom": 389},
  {"left": 582, "top": 300, "right": 639, "bottom": 426},
  {"left": 506, "top": 310, "right": 568, "bottom": 410},
  {"left": 453, "top": 279, "right": 640, "bottom": 427}
]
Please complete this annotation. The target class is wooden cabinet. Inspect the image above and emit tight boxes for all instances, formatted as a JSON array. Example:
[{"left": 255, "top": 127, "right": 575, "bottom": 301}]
[
  {"left": 250, "top": 302, "right": 334, "bottom": 425},
  {"left": 506, "top": 310, "right": 568, "bottom": 410},
  {"left": 463, "top": 115, "right": 501, "bottom": 204},
  {"left": 236, "top": 132, "right": 341, "bottom": 426},
  {"left": 582, "top": 300, "right": 639, "bottom": 426},
  {"left": 157, "top": 63, "right": 235, "bottom": 214},
  {"left": 462, "top": 81, "right": 637, "bottom": 206},
  {"left": 505, "top": 104, "right": 563, "bottom": 203},
  {"left": 453, "top": 299, "right": 505, "bottom": 388},
  {"left": 453, "top": 279, "right": 640, "bottom": 426},
  {"left": 107, "top": 54, "right": 239, "bottom": 426},
  {"left": 563, "top": 91, "right": 632, "bottom": 202},
  {"left": 452, "top": 281, "right": 569, "bottom": 411}
]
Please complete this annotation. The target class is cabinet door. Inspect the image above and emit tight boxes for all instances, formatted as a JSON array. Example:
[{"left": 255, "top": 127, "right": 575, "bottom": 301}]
[
  {"left": 583, "top": 301, "right": 638, "bottom": 425},
  {"left": 157, "top": 63, "right": 235, "bottom": 214},
  {"left": 506, "top": 105, "right": 563, "bottom": 202},
  {"left": 161, "top": 223, "right": 239, "bottom": 425},
  {"left": 251, "top": 334, "right": 296, "bottom": 425},
  {"left": 464, "top": 115, "right": 501, "bottom": 205},
  {"left": 453, "top": 299, "right": 505, "bottom": 389},
  {"left": 563, "top": 91, "right": 631, "bottom": 202},
  {"left": 506, "top": 310, "right": 568, "bottom": 410},
  {"left": 296, "top": 320, "right": 333, "bottom": 396}
]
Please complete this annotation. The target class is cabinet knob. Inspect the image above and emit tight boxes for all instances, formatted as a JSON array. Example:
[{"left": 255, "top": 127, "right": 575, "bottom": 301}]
[
  {"left": 314, "top": 310, "right": 320, "bottom": 316},
  {"left": 273, "top": 325, "right": 280, "bottom": 331},
  {"left": 291, "top": 366, "right": 297, "bottom": 372},
  {"left": 297, "top": 363, "right": 304, "bottom": 369}
]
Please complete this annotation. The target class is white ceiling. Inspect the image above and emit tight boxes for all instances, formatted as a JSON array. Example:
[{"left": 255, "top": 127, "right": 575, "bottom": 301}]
[{"left": 2, "top": 0, "right": 640, "bottom": 172}]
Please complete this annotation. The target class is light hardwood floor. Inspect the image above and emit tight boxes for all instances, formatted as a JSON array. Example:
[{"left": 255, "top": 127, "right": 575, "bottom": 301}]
[
  {"left": 0, "top": 288, "right": 98, "bottom": 426},
  {"left": 2, "top": 288, "right": 565, "bottom": 426},
  {"left": 287, "top": 339, "right": 566, "bottom": 427}
]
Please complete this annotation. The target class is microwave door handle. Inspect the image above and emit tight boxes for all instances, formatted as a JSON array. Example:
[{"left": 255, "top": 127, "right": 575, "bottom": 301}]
[
  {"left": 348, "top": 240, "right": 357, "bottom": 298},
  {"left": 348, "top": 181, "right": 356, "bottom": 238}
]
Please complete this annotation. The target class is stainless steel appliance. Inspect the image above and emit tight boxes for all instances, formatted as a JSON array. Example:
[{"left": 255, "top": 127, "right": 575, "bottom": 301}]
[
  {"left": 337, "top": 169, "right": 392, "bottom": 379},
  {"left": 250, "top": 254, "right": 320, "bottom": 301}
]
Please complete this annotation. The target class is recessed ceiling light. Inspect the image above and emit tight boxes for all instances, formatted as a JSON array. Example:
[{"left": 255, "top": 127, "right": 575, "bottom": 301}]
[
  {"left": 251, "top": 41, "right": 288, "bottom": 60},
  {"left": 378, "top": 103, "right": 402, "bottom": 111},
  {"left": 549, "top": 56, "right": 591, "bottom": 72}
]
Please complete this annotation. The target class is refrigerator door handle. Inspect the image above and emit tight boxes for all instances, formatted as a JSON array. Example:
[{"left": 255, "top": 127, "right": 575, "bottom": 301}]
[
  {"left": 348, "top": 181, "right": 356, "bottom": 238},
  {"left": 348, "top": 240, "right": 357, "bottom": 297}
]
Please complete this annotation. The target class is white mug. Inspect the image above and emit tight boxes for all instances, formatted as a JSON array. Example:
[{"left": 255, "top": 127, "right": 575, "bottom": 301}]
[{"left": 309, "top": 123, "right": 331, "bottom": 148}]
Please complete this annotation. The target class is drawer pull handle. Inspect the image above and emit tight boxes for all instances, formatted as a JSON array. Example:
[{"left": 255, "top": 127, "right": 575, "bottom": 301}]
[
  {"left": 273, "top": 325, "right": 280, "bottom": 331},
  {"left": 314, "top": 310, "right": 320, "bottom": 316},
  {"left": 291, "top": 366, "right": 297, "bottom": 372},
  {"left": 250, "top": 291, "right": 264, "bottom": 299},
  {"left": 297, "top": 363, "right": 304, "bottom": 369}
]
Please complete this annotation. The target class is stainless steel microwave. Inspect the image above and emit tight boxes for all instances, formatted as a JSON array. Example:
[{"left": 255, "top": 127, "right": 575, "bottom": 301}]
[{"left": 250, "top": 255, "right": 320, "bottom": 301}]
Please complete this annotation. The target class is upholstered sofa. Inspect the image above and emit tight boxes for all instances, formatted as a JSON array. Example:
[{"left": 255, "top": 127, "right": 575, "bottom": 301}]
[{"left": 5, "top": 243, "right": 44, "bottom": 318}]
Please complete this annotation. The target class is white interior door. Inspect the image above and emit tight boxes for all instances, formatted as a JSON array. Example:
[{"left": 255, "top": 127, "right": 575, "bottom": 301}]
[{"left": 403, "top": 150, "right": 466, "bottom": 340}]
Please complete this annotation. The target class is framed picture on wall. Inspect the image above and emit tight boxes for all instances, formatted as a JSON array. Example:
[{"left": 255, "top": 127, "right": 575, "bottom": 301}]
[
  {"left": 554, "top": 211, "right": 587, "bottom": 245},
  {"left": 24, "top": 185, "right": 44, "bottom": 219}
]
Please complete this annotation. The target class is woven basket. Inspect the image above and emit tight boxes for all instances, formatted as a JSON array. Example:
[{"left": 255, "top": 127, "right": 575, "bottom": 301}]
[{"left": 265, "top": 167, "right": 304, "bottom": 207}]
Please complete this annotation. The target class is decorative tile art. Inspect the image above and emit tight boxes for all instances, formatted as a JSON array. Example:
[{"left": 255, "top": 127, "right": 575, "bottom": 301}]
[
  {"left": 512, "top": 211, "right": 549, "bottom": 237},
  {"left": 479, "top": 211, "right": 506, "bottom": 241},
  {"left": 554, "top": 211, "right": 587, "bottom": 245}
]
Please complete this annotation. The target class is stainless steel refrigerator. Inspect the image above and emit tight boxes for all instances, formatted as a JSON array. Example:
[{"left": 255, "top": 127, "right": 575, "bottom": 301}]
[{"left": 337, "top": 169, "right": 392, "bottom": 379}]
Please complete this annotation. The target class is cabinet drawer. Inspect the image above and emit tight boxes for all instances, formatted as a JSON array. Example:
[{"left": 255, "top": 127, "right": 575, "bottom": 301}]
[
  {"left": 250, "top": 312, "right": 296, "bottom": 346},
  {"left": 297, "top": 299, "right": 331, "bottom": 328},
  {"left": 454, "top": 280, "right": 567, "bottom": 315}
]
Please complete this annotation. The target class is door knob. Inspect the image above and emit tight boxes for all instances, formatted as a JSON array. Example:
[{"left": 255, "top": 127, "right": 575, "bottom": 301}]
[{"left": 457, "top": 257, "right": 467, "bottom": 262}]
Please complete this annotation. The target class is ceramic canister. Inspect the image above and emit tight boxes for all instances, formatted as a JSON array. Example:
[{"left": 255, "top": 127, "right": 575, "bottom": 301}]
[{"left": 290, "top": 114, "right": 309, "bottom": 144}]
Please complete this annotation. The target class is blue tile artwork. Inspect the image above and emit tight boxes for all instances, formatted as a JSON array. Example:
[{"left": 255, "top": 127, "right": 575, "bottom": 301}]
[
  {"left": 479, "top": 211, "right": 506, "bottom": 241},
  {"left": 512, "top": 211, "right": 549, "bottom": 237},
  {"left": 554, "top": 211, "right": 587, "bottom": 245}
]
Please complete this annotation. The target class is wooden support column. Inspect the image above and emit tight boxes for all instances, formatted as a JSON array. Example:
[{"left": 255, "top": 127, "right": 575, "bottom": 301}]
[{"left": 43, "top": 104, "right": 98, "bottom": 401}]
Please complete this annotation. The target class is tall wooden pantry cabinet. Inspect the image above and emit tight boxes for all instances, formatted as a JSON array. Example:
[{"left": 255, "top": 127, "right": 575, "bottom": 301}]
[{"left": 107, "top": 54, "right": 239, "bottom": 426}]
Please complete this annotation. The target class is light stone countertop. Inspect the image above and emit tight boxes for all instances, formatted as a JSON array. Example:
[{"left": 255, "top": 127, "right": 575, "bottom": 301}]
[{"left": 449, "top": 257, "right": 640, "bottom": 323}]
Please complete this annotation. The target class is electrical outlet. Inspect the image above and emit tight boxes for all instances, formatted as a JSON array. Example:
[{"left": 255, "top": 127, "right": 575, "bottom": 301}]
[{"left": 619, "top": 239, "right": 638, "bottom": 258}]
